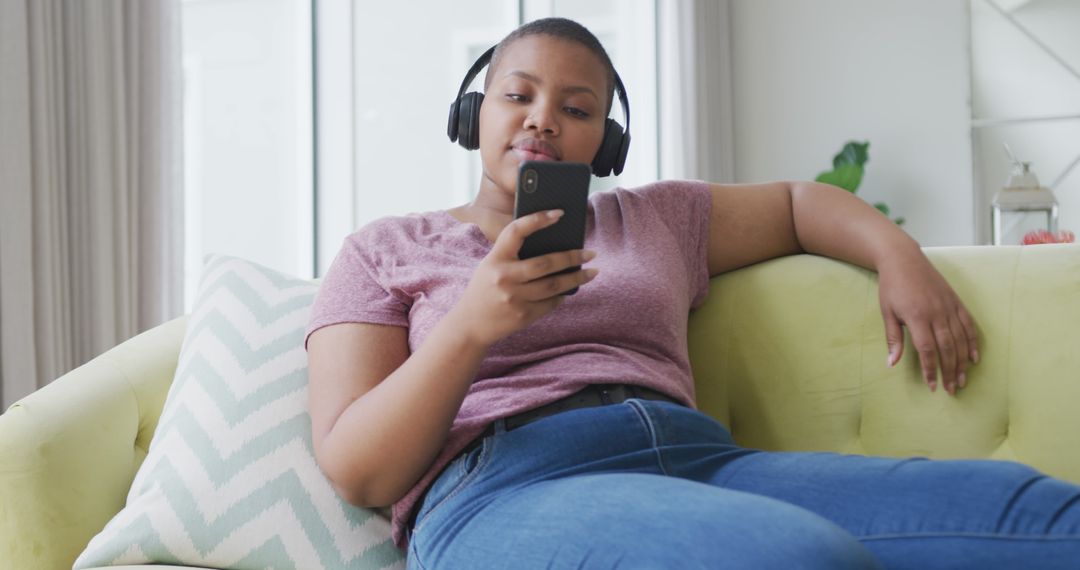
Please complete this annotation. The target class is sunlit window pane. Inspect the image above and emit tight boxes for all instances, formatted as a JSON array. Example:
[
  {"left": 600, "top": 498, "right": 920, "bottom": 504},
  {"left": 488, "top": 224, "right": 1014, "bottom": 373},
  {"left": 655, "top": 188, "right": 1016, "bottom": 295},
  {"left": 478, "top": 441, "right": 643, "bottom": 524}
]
[{"left": 181, "top": 0, "right": 314, "bottom": 311}]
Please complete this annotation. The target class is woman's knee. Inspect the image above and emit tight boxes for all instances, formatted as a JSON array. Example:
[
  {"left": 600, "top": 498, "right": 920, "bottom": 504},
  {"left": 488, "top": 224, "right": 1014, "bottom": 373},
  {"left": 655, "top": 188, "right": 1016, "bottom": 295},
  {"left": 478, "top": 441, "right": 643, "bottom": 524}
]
[{"left": 696, "top": 493, "right": 882, "bottom": 570}]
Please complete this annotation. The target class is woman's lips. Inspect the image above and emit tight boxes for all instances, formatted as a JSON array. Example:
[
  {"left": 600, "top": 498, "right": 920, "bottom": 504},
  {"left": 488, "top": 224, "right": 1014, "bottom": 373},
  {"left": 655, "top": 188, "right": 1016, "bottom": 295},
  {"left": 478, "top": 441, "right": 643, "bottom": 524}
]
[
  {"left": 512, "top": 148, "right": 558, "bottom": 162},
  {"left": 510, "top": 138, "right": 560, "bottom": 162}
]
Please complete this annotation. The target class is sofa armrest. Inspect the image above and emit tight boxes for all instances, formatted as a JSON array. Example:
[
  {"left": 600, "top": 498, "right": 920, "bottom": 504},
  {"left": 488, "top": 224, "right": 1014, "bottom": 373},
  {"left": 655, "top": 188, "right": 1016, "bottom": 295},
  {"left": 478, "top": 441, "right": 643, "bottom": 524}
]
[
  {"left": 0, "top": 316, "right": 186, "bottom": 570},
  {"left": 689, "top": 244, "right": 1080, "bottom": 485}
]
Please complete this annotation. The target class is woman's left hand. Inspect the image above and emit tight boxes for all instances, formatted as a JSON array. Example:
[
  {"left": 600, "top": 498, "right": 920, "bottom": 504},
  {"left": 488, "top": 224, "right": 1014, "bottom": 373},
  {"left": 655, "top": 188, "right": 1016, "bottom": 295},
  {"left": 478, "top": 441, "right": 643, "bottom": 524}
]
[{"left": 876, "top": 252, "right": 979, "bottom": 396}]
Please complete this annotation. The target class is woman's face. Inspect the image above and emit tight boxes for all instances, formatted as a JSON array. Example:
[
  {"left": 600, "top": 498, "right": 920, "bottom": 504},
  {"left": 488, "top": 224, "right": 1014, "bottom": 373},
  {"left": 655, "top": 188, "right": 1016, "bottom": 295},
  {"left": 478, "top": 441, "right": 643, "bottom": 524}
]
[{"left": 477, "top": 34, "right": 609, "bottom": 198}]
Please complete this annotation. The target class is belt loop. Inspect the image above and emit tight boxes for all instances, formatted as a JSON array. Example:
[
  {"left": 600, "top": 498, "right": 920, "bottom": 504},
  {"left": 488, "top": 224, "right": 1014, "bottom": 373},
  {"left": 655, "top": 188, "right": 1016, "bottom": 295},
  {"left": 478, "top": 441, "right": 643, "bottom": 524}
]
[{"left": 493, "top": 418, "right": 509, "bottom": 434}]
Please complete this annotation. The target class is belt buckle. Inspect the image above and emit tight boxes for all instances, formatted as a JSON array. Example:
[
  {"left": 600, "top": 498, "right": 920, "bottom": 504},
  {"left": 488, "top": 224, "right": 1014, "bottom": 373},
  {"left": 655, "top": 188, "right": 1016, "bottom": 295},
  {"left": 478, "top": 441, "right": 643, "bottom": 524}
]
[
  {"left": 598, "top": 384, "right": 630, "bottom": 405},
  {"left": 597, "top": 385, "right": 612, "bottom": 405}
]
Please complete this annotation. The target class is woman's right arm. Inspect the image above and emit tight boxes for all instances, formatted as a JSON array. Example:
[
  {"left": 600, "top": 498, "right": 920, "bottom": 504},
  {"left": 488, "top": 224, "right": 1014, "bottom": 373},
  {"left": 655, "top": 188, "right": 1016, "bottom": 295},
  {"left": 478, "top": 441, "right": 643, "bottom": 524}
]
[
  {"left": 307, "top": 209, "right": 599, "bottom": 507},
  {"left": 307, "top": 315, "right": 489, "bottom": 508}
]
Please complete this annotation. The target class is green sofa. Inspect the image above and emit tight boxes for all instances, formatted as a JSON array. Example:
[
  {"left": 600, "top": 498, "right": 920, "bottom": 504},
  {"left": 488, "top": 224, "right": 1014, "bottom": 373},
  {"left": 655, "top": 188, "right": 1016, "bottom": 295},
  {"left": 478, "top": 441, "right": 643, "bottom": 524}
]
[{"left": 3, "top": 245, "right": 1079, "bottom": 569}]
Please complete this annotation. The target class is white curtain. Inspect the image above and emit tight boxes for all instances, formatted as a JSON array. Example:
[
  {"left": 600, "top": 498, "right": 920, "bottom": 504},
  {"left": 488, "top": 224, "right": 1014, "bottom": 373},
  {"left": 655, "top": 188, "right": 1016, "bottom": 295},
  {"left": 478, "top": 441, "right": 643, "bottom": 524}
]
[
  {"left": 658, "top": 0, "right": 735, "bottom": 183},
  {"left": 0, "top": 0, "right": 184, "bottom": 410}
]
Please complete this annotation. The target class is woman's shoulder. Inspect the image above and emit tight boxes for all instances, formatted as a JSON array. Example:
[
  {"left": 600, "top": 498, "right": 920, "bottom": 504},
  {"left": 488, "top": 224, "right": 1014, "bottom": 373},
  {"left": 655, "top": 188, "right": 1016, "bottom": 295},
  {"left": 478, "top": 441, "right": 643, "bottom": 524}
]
[
  {"left": 593, "top": 179, "right": 711, "bottom": 208},
  {"left": 625, "top": 178, "right": 710, "bottom": 196},
  {"left": 342, "top": 210, "right": 454, "bottom": 248}
]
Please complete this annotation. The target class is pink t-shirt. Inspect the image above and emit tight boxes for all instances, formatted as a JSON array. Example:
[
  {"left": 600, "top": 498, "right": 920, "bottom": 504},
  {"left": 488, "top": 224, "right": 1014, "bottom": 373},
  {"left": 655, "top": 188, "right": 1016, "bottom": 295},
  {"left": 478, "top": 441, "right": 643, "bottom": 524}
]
[{"left": 304, "top": 179, "right": 713, "bottom": 549}]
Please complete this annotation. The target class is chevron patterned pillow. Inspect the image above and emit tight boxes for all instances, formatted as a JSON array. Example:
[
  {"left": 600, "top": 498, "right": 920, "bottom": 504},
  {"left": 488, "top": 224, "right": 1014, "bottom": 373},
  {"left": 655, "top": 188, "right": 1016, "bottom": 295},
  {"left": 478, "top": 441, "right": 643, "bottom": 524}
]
[{"left": 74, "top": 254, "right": 405, "bottom": 570}]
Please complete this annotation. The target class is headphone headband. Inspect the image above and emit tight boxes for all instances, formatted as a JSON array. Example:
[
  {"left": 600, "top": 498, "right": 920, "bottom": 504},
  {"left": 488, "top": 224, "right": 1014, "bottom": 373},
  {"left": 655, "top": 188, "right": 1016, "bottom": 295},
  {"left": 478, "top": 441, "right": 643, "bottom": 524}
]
[
  {"left": 454, "top": 45, "right": 497, "bottom": 109},
  {"left": 448, "top": 42, "right": 632, "bottom": 176},
  {"left": 452, "top": 44, "right": 631, "bottom": 138}
]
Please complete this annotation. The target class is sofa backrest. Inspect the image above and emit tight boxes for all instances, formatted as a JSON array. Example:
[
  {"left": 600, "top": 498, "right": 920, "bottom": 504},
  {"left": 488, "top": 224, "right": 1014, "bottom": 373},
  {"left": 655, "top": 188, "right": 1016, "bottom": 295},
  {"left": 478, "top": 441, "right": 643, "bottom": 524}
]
[{"left": 689, "top": 245, "right": 1080, "bottom": 485}]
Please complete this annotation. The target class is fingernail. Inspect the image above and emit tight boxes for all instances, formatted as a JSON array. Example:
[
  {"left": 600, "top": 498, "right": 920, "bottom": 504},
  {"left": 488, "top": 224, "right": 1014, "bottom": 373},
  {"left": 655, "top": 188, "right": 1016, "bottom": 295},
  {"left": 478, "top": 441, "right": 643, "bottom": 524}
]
[
  {"left": 958, "top": 372, "right": 967, "bottom": 389},
  {"left": 972, "top": 349, "right": 980, "bottom": 364},
  {"left": 929, "top": 380, "right": 937, "bottom": 392},
  {"left": 583, "top": 250, "right": 597, "bottom": 261},
  {"left": 547, "top": 209, "right": 564, "bottom": 219},
  {"left": 584, "top": 268, "right": 600, "bottom": 279}
]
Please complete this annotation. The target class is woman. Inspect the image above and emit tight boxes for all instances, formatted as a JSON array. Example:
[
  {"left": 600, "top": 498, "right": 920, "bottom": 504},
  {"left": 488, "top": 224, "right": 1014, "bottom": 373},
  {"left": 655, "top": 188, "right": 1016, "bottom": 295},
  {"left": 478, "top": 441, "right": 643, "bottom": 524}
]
[{"left": 304, "top": 17, "right": 1080, "bottom": 569}]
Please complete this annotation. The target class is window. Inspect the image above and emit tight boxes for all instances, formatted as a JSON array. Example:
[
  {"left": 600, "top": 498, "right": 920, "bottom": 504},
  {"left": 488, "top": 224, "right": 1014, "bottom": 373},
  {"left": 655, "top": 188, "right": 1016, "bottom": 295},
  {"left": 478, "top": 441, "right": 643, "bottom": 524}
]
[
  {"left": 970, "top": 0, "right": 1080, "bottom": 244},
  {"left": 344, "top": 0, "right": 659, "bottom": 232},
  {"left": 181, "top": 0, "right": 314, "bottom": 312},
  {"left": 542, "top": 0, "right": 659, "bottom": 196},
  {"left": 181, "top": 0, "right": 661, "bottom": 290},
  {"left": 349, "top": 1, "right": 519, "bottom": 224}
]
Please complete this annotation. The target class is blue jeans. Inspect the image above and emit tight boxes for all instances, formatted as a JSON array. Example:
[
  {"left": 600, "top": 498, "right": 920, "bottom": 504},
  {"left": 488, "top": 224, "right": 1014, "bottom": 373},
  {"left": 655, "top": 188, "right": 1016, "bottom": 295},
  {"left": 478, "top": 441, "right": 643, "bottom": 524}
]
[{"left": 407, "top": 399, "right": 1080, "bottom": 569}]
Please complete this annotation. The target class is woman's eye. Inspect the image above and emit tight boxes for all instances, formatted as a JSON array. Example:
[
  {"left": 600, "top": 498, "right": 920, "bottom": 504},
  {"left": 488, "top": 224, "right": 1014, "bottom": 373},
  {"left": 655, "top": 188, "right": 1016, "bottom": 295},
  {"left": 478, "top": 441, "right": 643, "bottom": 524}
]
[
  {"left": 565, "top": 107, "right": 590, "bottom": 118},
  {"left": 505, "top": 93, "right": 527, "bottom": 102}
]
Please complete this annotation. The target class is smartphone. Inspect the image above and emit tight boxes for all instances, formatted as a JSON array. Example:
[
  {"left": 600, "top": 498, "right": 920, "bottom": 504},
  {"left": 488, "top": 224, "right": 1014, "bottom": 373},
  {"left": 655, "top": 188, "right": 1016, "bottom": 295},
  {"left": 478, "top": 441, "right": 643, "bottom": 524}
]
[{"left": 513, "top": 160, "right": 592, "bottom": 295}]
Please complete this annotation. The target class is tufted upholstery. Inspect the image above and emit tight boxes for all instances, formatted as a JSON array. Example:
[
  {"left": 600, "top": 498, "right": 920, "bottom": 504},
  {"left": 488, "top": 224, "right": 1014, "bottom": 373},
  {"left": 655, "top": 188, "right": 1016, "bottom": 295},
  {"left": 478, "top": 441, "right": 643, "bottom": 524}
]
[
  {"left": 2, "top": 245, "right": 1078, "bottom": 569},
  {"left": 689, "top": 244, "right": 1080, "bottom": 483},
  {"left": 0, "top": 317, "right": 185, "bottom": 570}
]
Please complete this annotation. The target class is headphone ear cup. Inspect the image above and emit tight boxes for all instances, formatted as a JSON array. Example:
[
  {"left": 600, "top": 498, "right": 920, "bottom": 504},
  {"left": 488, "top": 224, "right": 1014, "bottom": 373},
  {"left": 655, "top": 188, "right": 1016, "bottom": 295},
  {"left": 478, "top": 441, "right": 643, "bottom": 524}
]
[
  {"left": 447, "top": 99, "right": 460, "bottom": 142},
  {"left": 456, "top": 92, "right": 484, "bottom": 150},
  {"left": 613, "top": 130, "right": 630, "bottom": 176},
  {"left": 591, "top": 118, "right": 624, "bottom": 177}
]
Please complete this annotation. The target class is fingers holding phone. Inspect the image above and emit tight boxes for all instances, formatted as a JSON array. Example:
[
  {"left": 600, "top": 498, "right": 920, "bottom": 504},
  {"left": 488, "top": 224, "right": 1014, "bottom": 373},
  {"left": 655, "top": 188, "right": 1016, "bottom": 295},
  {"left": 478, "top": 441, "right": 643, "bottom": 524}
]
[
  {"left": 495, "top": 211, "right": 599, "bottom": 303},
  {"left": 516, "top": 248, "right": 599, "bottom": 301},
  {"left": 451, "top": 209, "right": 596, "bottom": 349},
  {"left": 491, "top": 208, "right": 566, "bottom": 260}
]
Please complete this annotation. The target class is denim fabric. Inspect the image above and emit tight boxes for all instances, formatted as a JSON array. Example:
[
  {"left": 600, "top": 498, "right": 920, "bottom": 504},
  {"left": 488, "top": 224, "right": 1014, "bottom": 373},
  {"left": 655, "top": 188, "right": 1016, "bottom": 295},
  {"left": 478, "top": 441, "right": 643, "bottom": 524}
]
[{"left": 406, "top": 400, "right": 1080, "bottom": 569}]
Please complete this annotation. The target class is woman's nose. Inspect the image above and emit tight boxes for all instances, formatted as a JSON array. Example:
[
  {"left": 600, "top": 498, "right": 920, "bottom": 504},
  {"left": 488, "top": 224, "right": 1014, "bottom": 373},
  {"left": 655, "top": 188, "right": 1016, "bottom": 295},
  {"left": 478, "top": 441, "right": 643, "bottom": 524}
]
[{"left": 523, "top": 104, "right": 559, "bottom": 136}]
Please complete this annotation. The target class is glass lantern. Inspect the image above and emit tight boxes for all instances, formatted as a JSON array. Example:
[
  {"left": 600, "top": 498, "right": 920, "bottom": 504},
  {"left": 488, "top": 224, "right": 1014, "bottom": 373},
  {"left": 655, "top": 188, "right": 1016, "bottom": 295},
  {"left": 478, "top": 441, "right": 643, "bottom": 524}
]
[{"left": 991, "top": 161, "right": 1059, "bottom": 246}]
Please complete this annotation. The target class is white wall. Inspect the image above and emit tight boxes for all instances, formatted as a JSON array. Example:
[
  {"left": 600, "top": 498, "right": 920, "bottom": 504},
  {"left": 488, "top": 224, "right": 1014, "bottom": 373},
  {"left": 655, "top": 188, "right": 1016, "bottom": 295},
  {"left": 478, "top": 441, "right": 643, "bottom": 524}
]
[{"left": 730, "top": 0, "right": 974, "bottom": 246}]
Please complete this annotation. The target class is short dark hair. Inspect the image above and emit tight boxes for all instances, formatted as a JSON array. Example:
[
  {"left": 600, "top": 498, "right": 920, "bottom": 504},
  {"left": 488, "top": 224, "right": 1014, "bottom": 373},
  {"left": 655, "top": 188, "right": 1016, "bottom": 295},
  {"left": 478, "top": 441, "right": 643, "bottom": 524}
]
[{"left": 483, "top": 17, "right": 617, "bottom": 115}]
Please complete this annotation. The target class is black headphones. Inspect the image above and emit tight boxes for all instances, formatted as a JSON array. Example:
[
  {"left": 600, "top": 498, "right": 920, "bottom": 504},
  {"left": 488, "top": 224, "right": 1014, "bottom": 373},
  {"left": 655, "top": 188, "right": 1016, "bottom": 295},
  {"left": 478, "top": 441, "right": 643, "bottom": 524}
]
[{"left": 447, "top": 44, "right": 632, "bottom": 177}]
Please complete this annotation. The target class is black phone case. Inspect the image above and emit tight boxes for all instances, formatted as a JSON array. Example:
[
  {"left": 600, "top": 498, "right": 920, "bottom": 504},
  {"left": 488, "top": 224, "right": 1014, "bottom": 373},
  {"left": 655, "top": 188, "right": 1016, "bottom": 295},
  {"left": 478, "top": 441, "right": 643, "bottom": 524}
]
[{"left": 513, "top": 161, "right": 591, "bottom": 295}]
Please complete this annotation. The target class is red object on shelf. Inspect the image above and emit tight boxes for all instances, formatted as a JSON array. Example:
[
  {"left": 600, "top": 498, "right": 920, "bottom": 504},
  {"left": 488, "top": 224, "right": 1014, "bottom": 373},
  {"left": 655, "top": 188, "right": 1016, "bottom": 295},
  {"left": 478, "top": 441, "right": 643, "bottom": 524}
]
[{"left": 1021, "top": 229, "right": 1076, "bottom": 245}]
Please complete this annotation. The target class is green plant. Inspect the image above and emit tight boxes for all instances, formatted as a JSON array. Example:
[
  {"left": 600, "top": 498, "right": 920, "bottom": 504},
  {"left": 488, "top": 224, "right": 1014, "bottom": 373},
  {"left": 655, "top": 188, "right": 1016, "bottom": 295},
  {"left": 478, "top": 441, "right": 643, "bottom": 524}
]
[{"left": 815, "top": 141, "right": 905, "bottom": 226}]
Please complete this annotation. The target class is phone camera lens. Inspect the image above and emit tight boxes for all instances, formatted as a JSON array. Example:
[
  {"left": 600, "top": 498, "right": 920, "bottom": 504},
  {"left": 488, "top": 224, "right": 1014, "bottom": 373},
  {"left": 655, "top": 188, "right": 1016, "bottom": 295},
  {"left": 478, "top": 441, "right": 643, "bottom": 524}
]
[{"left": 523, "top": 169, "right": 538, "bottom": 193}]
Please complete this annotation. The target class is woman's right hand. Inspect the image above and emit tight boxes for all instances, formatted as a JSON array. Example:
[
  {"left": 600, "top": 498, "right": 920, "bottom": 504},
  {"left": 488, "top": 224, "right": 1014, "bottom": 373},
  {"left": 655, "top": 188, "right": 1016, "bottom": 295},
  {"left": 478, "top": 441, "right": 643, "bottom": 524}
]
[{"left": 449, "top": 209, "right": 599, "bottom": 349}]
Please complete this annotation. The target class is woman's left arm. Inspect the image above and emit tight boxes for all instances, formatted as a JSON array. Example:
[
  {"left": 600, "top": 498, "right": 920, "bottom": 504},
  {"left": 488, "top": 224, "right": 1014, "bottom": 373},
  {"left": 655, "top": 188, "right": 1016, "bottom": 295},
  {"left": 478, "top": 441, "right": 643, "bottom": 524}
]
[{"left": 706, "top": 180, "right": 979, "bottom": 396}]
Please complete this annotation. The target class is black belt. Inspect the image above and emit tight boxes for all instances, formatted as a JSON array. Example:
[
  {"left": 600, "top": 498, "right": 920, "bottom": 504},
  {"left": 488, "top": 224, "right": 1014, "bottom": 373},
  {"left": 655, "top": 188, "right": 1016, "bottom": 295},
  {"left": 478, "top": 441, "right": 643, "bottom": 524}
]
[{"left": 456, "top": 383, "right": 682, "bottom": 460}]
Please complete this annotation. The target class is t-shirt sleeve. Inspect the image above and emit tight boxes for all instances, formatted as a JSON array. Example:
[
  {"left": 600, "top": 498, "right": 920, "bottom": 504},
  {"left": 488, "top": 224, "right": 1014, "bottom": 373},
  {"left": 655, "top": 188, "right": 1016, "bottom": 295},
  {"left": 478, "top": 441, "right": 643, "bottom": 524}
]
[
  {"left": 304, "top": 228, "right": 410, "bottom": 350},
  {"left": 634, "top": 179, "right": 713, "bottom": 309}
]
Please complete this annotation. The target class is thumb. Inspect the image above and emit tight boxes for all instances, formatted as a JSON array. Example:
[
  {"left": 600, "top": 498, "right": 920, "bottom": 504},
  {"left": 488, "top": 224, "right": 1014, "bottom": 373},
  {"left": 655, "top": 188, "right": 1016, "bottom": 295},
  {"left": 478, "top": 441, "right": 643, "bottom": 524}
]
[{"left": 884, "top": 313, "right": 904, "bottom": 368}]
